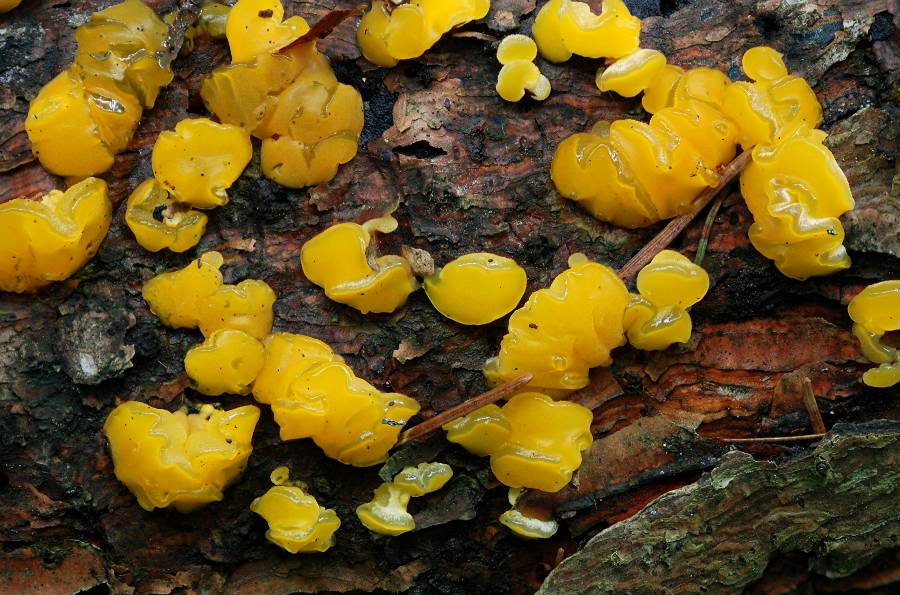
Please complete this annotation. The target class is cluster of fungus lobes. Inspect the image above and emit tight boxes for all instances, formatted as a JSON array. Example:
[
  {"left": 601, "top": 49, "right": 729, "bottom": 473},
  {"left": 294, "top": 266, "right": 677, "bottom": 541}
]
[
  {"left": 356, "top": 463, "right": 454, "bottom": 535},
  {"left": 0, "top": 178, "right": 112, "bottom": 293},
  {"left": 495, "top": 35, "right": 551, "bottom": 103},
  {"left": 201, "top": 0, "right": 364, "bottom": 189},
  {"left": 126, "top": 118, "right": 252, "bottom": 252},
  {"left": 357, "top": 0, "right": 490, "bottom": 67},
  {"left": 848, "top": 281, "right": 900, "bottom": 388},
  {"left": 26, "top": 0, "right": 173, "bottom": 177}
]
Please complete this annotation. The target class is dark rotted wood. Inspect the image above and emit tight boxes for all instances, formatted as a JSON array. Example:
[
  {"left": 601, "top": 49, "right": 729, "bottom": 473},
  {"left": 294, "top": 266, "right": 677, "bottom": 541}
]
[{"left": 0, "top": 1, "right": 897, "bottom": 593}]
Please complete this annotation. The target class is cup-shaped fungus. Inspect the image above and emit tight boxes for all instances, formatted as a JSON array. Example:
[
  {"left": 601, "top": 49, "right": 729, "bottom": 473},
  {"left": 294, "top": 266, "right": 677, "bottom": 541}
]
[
  {"left": 424, "top": 253, "right": 527, "bottom": 325},
  {"left": 356, "top": 463, "right": 453, "bottom": 535},
  {"left": 301, "top": 216, "right": 419, "bottom": 314},
  {"left": 125, "top": 180, "right": 208, "bottom": 253},
  {"left": 0, "top": 178, "right": 112, "bottom": 293},
  {"left": 484, "top": 254, "right": 629, "bottom": 395},
  {"left": 26, "top": 0, "right": 173, "bottom": 177},
  {"left": 271, "top": 361, "right": 420, "bottom": 466},
  {"left": 357, "top": 0, "right": 490, "bottom": 67},
  {"left": 250, "top": 466, "right": 340, "bottom": 553},
  {"left": 533, "top": 0, "right": 640, "bottom": 63},
  {"left": 252, "top": 333, "right": 344, "bottom": 404},
  {"left": 184, "top": 329, "right": 266, "bottom": 396},
  {"left": 848, "top": 280, "right": 900, "bottom": 388},
  {"left": 596, "top": 48, "right": 667, "bottom": 97},
  {"left": 198, "top": 280, "right": 276, "bottom": 340},
  {"left": 103, "top": 402, "right": 260, "bottom": 512},
  {"left": 142, "top": 252, "right": 225, "bottom": 328},
  {"left": 151, "top": 118, "right": 252, "bottom": 208},
  {"left": 499, "top": 488, "right": 558, "bottom": 539},
  {"left": 443, "top": 404, "right": 511, "bottom": 456},
  {"left": 226, "top": 0, "right": 310, "bottom": 63},
  {"left": 623, "top": 250, "right": 710, "bottom": 351},
  {"left": 495, "top": 35, "right": 551, "bottom": 102}
]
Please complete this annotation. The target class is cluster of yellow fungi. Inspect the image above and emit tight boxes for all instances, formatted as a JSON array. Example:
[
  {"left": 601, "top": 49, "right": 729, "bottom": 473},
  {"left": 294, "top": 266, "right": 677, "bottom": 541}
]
[
  {"left": 848, "top": 281, "right": 900, "bottom": 388},
  {"left": 356, "top": 463, "right": 454, "bottom": 535}
]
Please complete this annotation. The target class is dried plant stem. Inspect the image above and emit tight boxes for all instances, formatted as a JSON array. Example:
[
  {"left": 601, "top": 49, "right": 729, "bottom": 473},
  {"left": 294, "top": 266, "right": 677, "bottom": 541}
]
[
  {"left": 618, "top": 150, "right": 752, "bottom": 280},
  {"left": 719, "top": 434, "right": 825, "bottom": 444},
  {"left": 282, "top": 5, "right": 365, "bottom": 51},
  {"left": 396, "top": 373, "right": 533, "bottom": 446},
  {"left": 802, "top": 377, "right": 827, "bottom": 434},
  {"left": 694, "top": 192, "right": 726, "bottom": 266}
]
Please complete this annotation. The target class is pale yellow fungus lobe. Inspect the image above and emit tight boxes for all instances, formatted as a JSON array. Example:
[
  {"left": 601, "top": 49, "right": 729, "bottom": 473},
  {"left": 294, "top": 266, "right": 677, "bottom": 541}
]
[
  {"left": 424, "top": 253, "right": 527, "bottom": 325},
  {"left": 184, "top": 328, "right": 266, "bottom": 396},
  {"left": 496, "top": 35, "right": 551, "bottom": 102},
  {"left": 596, "top": 48, "right": 667, "bottom": 97},
  {"left": 356, "top": 463, "right": 453, "bottom": 535}
]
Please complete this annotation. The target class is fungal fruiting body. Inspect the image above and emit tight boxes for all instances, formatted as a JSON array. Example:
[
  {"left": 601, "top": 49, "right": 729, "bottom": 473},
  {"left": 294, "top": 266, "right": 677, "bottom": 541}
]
[
  {"left": 300, "top": 216, "right": 419, "bottom": 314},
  {"left": 727, "top": 47, "right": 854, "bottom": 280},
  {"left": 26, "top": 0, "right": 172, "bottom": 177},
  {"left": 443, "top": 404, "right": 511, "bottom": 456},
  {"left": 552, "top": 67, "right": 738, "bottom": 228},
  {"left": 202, "top": 0, "right": 364, "bottom": 189},
  {"left": 198, "top": 279, "right": 277, "bottom": 340},
  {"left": 252, "top": 333, "right": 345, "bottom": 405},
  {"left": 0, "top": 178, "right": 112, "bottom": 293},
  {"left": 270, "top": 361, "right": 420, "bottom": 466},
  {"left": 495, "top": 35, "right": 551, "bottom": 102},
  {"left": 484, "top": 254, "right": 629, "bottom": 395},
  {"left": 848, "top": 280, "right": 900, "bottom": 388},
  {"left": 0, "top": 0, "right": 22, "bottom": 13},
  {"left": 624, "top": 250, "right": 710, "bottom": 351},
  {"left": 356, "top": 463, "right": 453, "bottom": 535},
  {"left": 596, "top": 48, "right": 666, "bottom": 97},
  {"left": 532, "top": 0, "right": 640, "bottom": 63},
  {"left": 250, "top": 467, "right": 340, "bottom": 553},
  {"left": 184, "top": 329, "right": 266, "bottom": 396},
  {"left": 424, "top": 253, "right": 527, "bottom": 325},
  {"left": 357, "top": 0, "right": 490, "bottom": 67},
  {"left": 103, "top": 402, "right": 260, "bottom": 512},
  {"left": 499, "top": 488, "right": 559, "bottom": 539},
  {"left": 125, "top": 180, "right": 208, "bottom": 253}
]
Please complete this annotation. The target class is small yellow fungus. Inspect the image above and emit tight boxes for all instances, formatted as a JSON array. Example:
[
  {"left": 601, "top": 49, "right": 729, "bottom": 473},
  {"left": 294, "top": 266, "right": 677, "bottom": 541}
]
[
  {"left": 624, "top": 250, "right": 710, "bottom": 351},
  {"left": 424, "top": 253, "right": 527, "bottom": 325},
  {"left": 495, "top": 35, "right": 551, "bottom": 102},
  {"left": 848, "top": 281, "right": 900, "bottom": 388},
  {"left": 443, "top": 404, "right": 511, "bottom": 456},
  {"left": 103, "top": 401, "right": 260, "bottom": 512},
  {"left": 124, "top": 180, "right": 208, "bottom": 253},
  {"left": 489, "top": 392, "right": 593, "bottom": 493},
  {"left": 484, "top": 254, "right": 629, "bottom": 395},
  {"left": 499, "top": 509, "right": 559, "bottom": 539},
  {"left": 252, "top": 333, "right": 344, "bottom": 405},
  {"left": 357, "top": 0, "right": 490, "bottom": 67},
  {"left": 0, "top": 0, "right": 22, "bottom": 13},
  {"left": 271, "top": 361, "right": 420, "bottom": 467},
  {"left": 301, "top": 216, "right": 419, "bottom": 314},
  {"left": 356, "top": 462, "right": 453, "bottom": 536},
  {"left": 0, "top": 177, "right": 112, "bottom": 293},
  {"left": 250, "top": 467, "right": 340, "bottom": 553},
  {"left": 596, "top": 48, "right": 667, "bottom": 97},
  {"left": 151, "top": 118, "right": 252, "bottom": 208},
  {"left": 198, "top": 279, "right": 277, "bottom": 340},
  {"left": 226, "top": 0, "right": 310, "bottom": 63},
  {"left": 184, "top": 329, "right": 266, "bottom": 396},
  {"left": 533, "top": 0, "right": 640, "bottom": 63},
  {"left": 142, "top": 252, "right": 225, "bottom": 329},
  {"left": 641, "top": 64, "right": 684, "bottom": 114}
]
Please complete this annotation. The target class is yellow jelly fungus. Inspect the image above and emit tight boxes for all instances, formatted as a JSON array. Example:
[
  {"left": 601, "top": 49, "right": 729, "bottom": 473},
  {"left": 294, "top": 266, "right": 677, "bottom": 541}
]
[
  {"left": 226, "top": 0, "right": 310, "bottom": 63},
  {"left": 532, "top": 0, "right": 640, "bottom": 63},
  {"left": 723, "top": 46, "right": 822, "bottom": 149},
  {"left": 356, "top": 462, "right": 453, "bottom": 536},
  {"left": 184, "top": 329, "right": 266, "bottom": 396},
  {"left": 491, "top": 392, "right": 593, "bottom": 492},
  {"left": 300, "top": 216, "right": 419, "bottom": 314},
  {"left": 103, "top": 401, "right": 260, "bottom": 512},
  {"left": 424, "top": 253, "right": 527, "bottom": 325},
  {"left": 271, "top": 361, "right": 420, "bottom": 467},
  {"left": 250, "top": 467, "right": 340, "bottom": 553},
  {"left": 151, "top": 118, "right": 252, "bottom": 208},
  {"left": 125, "top": 180, "right": 208, "bottom": 253},
  {"left": 357, "top": 0, "right": 490, "bottom": 68},
  {"left": 0, "top": 0, "right": 22, "bottom": 13},
  {"left": 641, "top": 64, "right": 684, "bottom": 114},
  {"left": 198, "top": 279, "right": 277, "bottom": 340},
  {"left": 552, "top": 67, "right": 738, "bottom": 228},
  {"left": 499, "top": 509, "right": 559, "bottom": 539},
  {"left": 252, "top": 333, "right": 344, "bottom": 405},
  {"left": 0, "top": 178, "right": 112, "bottom": 294},
  {"left": 142, "top": 252, "right": 225, "bottom": 329},
  {"left": 204, "top": 16, "right": 364, "bottom": 189},
  {"left": 624, "top": 250, "right": 710, "bottom": 351},
  {"left": 848, "top": 281, "right": 900, "bottom": 388},
  {"left": 188, "top": 3, "right": 231, "bottom": 40},
  {"left": 26, "top": 0, "right": 173, "bottom": 177},
  {"left": 442, "top": 404, "right": 511, "bottom": 456},
  {"left": 597, "top": 48, "right": 667, "bottom": 97},
  {"left": 485, "top": 254, "right": 629, "bottom": 395},
  {"left": 739, "top": 129, "right": 854, "bottom": 280},
  {"left": 495, "top": 35, "right": 551, "bottom": 103}
]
